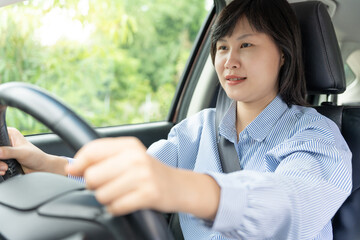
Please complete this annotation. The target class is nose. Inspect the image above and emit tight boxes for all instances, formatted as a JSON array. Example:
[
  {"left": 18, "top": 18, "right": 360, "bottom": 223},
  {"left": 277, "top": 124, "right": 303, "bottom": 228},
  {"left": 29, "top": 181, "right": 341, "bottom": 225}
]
[{"left": 224, "top": 51, "right": 240, "bottom": 69}]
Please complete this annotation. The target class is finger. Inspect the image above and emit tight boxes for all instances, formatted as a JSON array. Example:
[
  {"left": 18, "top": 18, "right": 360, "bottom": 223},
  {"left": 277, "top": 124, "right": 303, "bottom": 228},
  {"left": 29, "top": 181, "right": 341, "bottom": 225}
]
[
  {"left": 84, "top": 154, "right": 129, "bottom": 189},
  {"left": 0, "top": 160, "right": 8, "bottom": 170},
  {"left": 69, "top": 137, "right": 145, "bottom": 176},
  {"left": 0, "top": 160, "right": 7, "bottom": 176},
  {"left": 97, "top": 164, "right": 165, "bottom": 215},
  {"left": 0, "top": 146, "right": 24, "bottom": 160},
  {"left": 94, "top": 172, "right": 139, "bottom": 205},
  {"left": 106, "top": 190, "right": 152, "bottom": 216},
  {"left": 84, "top": 147, "right": 150, "bottom": 189},
  {"left": 67, "top": 139, "right": 114, "bottom": 177}
]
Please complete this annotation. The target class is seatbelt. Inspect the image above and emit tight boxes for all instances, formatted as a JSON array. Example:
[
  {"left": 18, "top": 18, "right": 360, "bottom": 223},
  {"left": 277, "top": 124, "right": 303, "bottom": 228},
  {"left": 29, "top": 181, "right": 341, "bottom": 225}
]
[
  {"left": 168, "top": 212, "right": 184, "bottom": 240},
  {"left": 215, "top": 87, "right": 241, "bottom": 173},
  {"left": 169, "top": 87, "right": 240, "bottom": 240}
]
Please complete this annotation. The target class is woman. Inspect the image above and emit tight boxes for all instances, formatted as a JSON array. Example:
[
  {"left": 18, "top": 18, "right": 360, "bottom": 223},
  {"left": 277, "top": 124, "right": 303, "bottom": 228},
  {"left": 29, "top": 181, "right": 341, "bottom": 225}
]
[{"left": 0, "top": 0, "right": 352, "bottom": 239}]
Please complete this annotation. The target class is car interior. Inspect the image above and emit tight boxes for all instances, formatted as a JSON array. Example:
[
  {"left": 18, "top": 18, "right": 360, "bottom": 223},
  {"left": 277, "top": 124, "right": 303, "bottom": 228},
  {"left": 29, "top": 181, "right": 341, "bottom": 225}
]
[{"left": 0, "top": 0, "right": 359, "bottom": 239}]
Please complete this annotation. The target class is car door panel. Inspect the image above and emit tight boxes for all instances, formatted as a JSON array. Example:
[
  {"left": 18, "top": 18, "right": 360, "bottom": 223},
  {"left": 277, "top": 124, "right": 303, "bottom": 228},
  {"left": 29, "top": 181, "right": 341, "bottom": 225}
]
[{"left": 28, "top": 122, "right": 174, "bottom": 157}]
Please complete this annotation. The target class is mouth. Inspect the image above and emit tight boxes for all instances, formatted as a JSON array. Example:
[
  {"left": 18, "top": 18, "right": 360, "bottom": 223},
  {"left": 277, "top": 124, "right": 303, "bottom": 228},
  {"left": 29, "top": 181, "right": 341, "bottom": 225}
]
[
  {"left": 225, "top": 75, "right": 247, "bottom": 82},
  {"left": 226, "top": 77, "right": 247, "bottom": 81}
]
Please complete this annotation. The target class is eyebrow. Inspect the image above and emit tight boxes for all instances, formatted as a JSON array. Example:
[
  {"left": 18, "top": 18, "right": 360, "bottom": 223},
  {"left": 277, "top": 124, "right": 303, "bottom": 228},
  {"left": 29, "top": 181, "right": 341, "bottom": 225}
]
[{"left": 218, "top": 33, "right": 255, "bottom": 42}]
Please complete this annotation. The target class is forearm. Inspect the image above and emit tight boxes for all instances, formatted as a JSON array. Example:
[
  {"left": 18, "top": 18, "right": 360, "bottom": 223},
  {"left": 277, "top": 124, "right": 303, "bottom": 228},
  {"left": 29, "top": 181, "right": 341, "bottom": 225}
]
[
  {"left": 40, "top": 154, "right": 68, "bottom": 176},
  {"left": 168, "top": 168, "right": 220, "bottom": 220}
]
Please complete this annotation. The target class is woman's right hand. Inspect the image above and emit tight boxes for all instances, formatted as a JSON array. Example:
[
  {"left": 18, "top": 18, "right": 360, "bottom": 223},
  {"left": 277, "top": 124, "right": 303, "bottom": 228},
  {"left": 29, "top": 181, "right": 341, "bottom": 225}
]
[{"left": 0, "top": 127, "right": 68, "bottom": 176}]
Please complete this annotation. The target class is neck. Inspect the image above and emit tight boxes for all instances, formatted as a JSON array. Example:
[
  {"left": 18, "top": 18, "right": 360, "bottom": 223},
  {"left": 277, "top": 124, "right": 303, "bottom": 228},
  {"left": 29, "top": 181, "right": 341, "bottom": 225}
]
[{"left": 236, "top": 95, "right": 276, "bottom": 134}]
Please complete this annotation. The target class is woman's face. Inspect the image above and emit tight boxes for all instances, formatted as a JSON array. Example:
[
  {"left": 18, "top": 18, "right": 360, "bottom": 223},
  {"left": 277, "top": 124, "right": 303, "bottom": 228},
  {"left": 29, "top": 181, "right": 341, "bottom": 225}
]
[{"left": 214, "top": 17, "right": 284, "bottom": 105}]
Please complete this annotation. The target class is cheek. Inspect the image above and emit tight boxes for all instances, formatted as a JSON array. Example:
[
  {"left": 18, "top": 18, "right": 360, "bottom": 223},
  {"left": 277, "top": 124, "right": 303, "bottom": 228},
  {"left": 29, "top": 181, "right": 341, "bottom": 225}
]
[
  {"left": 214, "top": 55, "right": 224, "bottom": 74},
  {"left": 251, "top": 54, "right": 281, "bottom": 80}
]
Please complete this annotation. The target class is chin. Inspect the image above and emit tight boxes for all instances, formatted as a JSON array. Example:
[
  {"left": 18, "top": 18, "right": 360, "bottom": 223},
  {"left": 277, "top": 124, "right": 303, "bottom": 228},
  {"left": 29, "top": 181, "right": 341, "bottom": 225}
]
[{"left": 223, "top": 90, "right": 247, "bottom": 102}]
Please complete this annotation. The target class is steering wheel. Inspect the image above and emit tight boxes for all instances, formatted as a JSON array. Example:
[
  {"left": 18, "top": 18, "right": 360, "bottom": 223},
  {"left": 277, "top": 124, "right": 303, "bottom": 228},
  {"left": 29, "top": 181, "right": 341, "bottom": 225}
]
[{"left": 0, "top": 82, "right": 173, "bottom": 240}]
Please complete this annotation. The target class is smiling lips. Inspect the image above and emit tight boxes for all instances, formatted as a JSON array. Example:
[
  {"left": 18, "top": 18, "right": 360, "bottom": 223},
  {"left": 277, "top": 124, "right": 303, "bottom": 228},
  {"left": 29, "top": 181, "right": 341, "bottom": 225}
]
[{"left": 225, "top": 75, "right": 247, "bottom": 85}]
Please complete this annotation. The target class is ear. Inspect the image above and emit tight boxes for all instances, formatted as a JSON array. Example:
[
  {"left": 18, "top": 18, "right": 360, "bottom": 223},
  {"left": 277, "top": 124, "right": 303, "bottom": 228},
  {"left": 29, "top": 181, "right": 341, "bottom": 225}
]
[{"left": 280, "top": 53, "right": 285, "bottom": 67}]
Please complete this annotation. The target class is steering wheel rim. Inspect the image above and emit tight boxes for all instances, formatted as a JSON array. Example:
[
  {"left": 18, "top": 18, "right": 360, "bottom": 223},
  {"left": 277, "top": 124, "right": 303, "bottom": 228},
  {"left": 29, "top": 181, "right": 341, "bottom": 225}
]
[
  {"left": 0, "top": 82, "right": 173, "bottom": 240},
  {"left": 0, "top": 82, "right": 99, "bottom": 152}
]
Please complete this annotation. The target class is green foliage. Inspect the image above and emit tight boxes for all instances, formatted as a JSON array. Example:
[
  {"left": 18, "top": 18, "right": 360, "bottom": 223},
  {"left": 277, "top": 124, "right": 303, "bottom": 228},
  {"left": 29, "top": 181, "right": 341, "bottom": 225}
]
[{"left": 0, "top": 0, "right": 208, "bottom": 135}]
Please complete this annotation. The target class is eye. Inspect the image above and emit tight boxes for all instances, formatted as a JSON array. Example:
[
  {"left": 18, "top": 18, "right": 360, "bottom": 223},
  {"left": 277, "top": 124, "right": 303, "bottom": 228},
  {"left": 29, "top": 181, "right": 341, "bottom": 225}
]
[
  {"left": 217, "top": 45, "right": 228, "bottom": 51},
  {"left": 240, "top": 43, "right": 252, "bottom": 48}
]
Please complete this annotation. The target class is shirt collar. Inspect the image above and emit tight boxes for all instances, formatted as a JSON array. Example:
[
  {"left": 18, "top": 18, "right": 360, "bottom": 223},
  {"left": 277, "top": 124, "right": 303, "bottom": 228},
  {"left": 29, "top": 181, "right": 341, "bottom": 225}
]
[{"left": 218, "top": 95, "right": 289, "bottom": 143}]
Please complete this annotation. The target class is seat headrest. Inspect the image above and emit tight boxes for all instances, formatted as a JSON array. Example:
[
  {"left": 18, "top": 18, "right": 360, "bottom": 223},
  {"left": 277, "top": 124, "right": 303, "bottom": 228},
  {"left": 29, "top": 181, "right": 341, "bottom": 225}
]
[{"left": 292, "top": 1, "right": 346, "bottom": 94}]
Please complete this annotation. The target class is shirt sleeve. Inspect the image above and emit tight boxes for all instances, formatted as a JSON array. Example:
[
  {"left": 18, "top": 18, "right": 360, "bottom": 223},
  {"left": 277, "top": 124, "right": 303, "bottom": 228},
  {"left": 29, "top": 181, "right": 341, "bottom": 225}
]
[
  {"left": 207, "top": 118, "right": 352, "bottom": 239},
  {"left": 147, "top": 109, "right": 213, "bottom": 170},
  {"left": 66, "top": 157, "right": 86, "bottom": 184}
]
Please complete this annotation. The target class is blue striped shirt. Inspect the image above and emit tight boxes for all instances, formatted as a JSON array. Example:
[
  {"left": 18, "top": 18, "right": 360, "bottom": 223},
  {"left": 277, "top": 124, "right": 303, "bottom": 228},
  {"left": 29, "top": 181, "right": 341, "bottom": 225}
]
[{"left": 147, "top": 95, "right": 352, "bottom": 240}]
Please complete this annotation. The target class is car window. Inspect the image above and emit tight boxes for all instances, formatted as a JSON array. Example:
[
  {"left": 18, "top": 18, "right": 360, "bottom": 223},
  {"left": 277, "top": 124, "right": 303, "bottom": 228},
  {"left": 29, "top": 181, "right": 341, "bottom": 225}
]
[
  {"left": 338, "top": 50, "right": 360, "bottom": 105},
  {"left": 0, "top": 0, "right": 212, "bottom": 135}
]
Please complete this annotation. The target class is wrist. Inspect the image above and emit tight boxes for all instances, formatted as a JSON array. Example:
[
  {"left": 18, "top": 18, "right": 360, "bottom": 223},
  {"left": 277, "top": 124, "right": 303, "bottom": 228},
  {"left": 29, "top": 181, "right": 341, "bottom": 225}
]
[
  {"left": 43, "top": 154, "right": 68, "bottom": 176},
  {"left": 172, "top": 169, "right": 220, "bottom": 220}
]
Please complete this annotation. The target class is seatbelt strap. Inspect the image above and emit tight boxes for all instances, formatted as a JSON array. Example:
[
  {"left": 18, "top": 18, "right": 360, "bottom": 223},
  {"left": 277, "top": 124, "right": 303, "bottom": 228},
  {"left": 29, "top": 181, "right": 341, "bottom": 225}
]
[
  {"left": 169, "top": 87, "right": 241, "bottom": 240},
  {"left": 215, "top": 87, "right": 241, "bottom": 173},
  {"left": 168, "top": 213, "right": 184, "bottom": 240}
]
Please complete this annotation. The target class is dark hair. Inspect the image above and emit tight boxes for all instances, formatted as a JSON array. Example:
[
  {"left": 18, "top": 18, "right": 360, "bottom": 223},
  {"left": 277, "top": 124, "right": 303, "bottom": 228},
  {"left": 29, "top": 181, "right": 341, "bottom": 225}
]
[{"left": 210, "top": 0, "right": 307, "bottom": 106}]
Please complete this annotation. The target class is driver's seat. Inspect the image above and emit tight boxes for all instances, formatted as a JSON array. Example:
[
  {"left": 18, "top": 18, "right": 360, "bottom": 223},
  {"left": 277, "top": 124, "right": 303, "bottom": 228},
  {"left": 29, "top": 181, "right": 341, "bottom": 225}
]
[{"left": 295, "top": 1, "right": 360, "bottom": 239}]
